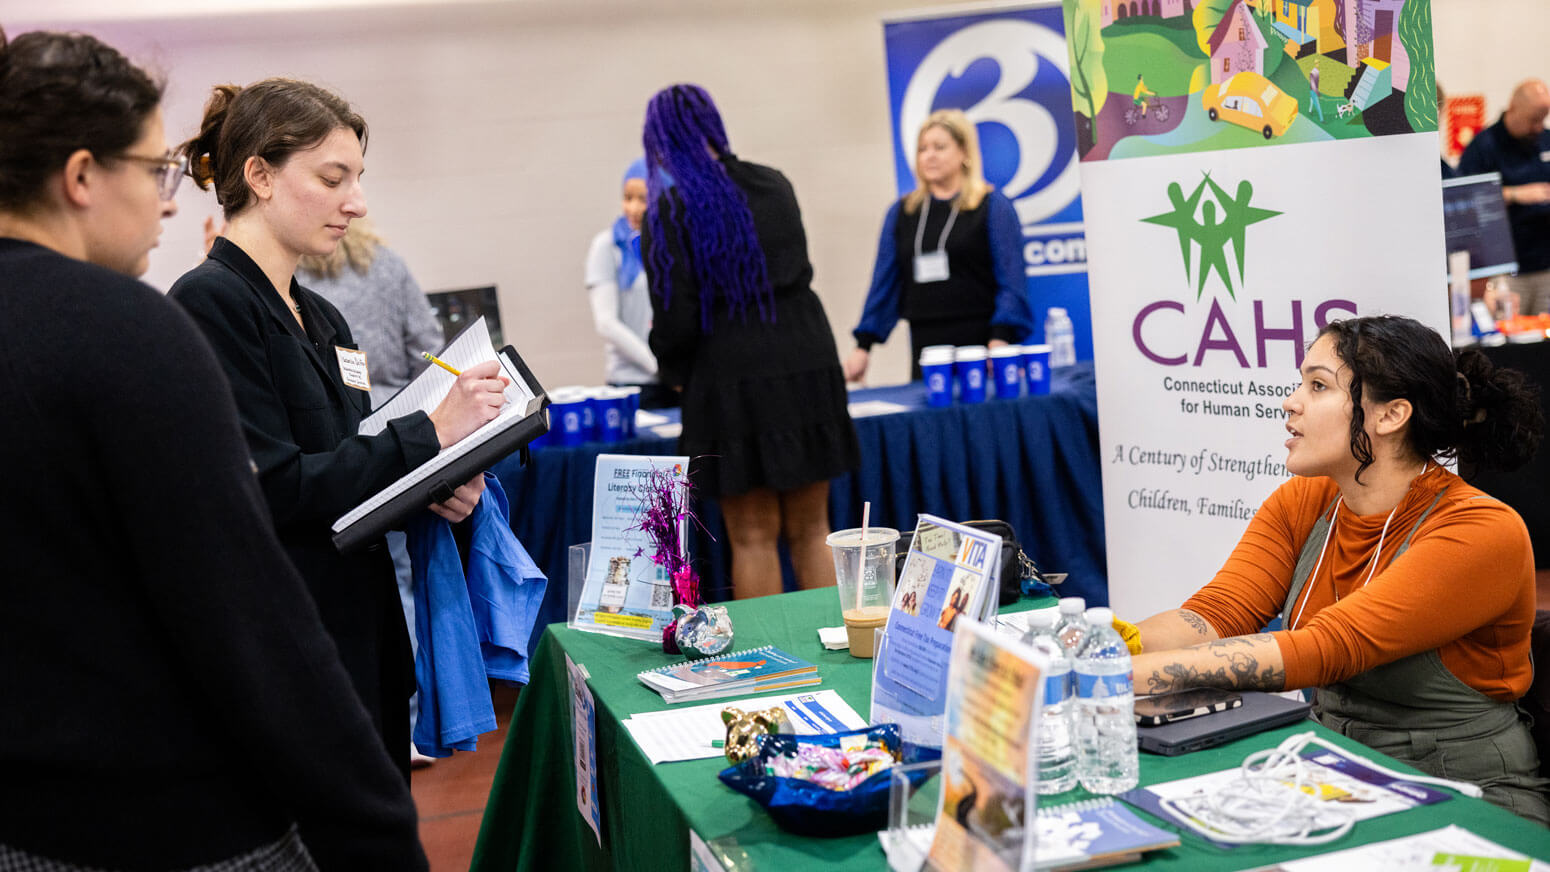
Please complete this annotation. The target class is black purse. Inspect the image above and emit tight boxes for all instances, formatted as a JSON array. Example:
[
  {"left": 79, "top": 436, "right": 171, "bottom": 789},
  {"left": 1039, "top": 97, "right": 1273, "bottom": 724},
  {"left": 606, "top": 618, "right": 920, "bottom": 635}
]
[{"left": 892, "top": 519, "right": 1062, "bottom": 606}]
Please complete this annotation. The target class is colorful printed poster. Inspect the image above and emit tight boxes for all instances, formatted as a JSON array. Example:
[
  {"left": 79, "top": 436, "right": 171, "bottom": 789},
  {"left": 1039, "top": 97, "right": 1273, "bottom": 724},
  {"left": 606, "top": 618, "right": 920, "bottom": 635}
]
[
  {"left": 871, "top": 515, "right": 1003, "bottom": 748},
  {"left": 571, "top": 454, "right": 687, "bottom": 640},
  {"left": 927, "top": 618, "right": 1045, "bottom": 872},
  {"left": 565, "top": 654, "right": 601, "bottom": 846},
  {"left": 1060, "top": 0, "right": 1447, "bottom": 618},
  {"left": 881, "top": 1, "right": 1095, "bottom": 359}
]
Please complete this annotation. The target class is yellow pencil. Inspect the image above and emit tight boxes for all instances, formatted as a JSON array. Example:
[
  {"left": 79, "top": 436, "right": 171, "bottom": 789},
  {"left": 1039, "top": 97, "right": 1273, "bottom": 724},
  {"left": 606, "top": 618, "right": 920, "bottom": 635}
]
[{"left": 422, "top": 351, "right": 462, "bottom": 376}]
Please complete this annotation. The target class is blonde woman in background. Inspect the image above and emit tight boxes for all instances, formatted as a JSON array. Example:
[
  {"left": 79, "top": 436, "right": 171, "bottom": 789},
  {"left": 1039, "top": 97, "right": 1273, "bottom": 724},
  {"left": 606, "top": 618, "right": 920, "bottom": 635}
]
[
  {"left": 298, "top": 218, "right": 443, "bottom": 407},
  {"left": 844, "top": 109, "right": 1033, "bottom": 382}
]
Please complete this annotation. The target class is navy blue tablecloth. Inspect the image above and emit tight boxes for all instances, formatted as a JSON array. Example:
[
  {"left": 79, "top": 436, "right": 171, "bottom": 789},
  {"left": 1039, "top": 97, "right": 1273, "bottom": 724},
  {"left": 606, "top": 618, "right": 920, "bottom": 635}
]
[{"left": 492, "top": 363, "right": 1106, "bottom": 655}]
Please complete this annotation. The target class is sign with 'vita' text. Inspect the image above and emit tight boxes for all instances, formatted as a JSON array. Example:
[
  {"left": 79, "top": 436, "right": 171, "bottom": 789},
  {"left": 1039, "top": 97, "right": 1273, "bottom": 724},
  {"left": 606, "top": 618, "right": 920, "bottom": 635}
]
[{"left": 1061, "top": 0, "right": 1447, "bottom": 617}]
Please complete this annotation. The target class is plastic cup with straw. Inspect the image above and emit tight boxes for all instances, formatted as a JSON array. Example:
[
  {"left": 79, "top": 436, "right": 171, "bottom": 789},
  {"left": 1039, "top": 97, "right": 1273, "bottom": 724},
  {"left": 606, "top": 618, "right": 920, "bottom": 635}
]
[{"left": 825, "top": 501, "right": 897, "bottom": 658}]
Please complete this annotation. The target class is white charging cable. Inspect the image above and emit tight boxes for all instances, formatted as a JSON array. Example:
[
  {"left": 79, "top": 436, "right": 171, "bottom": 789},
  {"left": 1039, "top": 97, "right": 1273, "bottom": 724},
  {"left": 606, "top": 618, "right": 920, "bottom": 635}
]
[{"left": 1157, "top": 731, "right": 1482, "bottom": 847}]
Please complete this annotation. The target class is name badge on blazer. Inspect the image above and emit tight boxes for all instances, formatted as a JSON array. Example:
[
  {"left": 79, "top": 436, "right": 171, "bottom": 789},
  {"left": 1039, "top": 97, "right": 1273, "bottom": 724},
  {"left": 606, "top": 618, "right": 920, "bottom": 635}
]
[
  {"left": 335, "top": 346, "right": 371, "bottom": 392},
  {"left": 913, "top": 251, "right": 950, "bottom": 284}
]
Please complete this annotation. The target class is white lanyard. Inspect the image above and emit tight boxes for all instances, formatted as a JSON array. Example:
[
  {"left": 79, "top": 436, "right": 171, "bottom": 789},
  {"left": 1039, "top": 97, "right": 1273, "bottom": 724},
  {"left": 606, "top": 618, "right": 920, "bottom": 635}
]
[
  {"left": 1288, "top": 463, "right": 1430, "bottom": 631},
  {"left": 913, "top": 196, "right": 960, "bottom": 258}
]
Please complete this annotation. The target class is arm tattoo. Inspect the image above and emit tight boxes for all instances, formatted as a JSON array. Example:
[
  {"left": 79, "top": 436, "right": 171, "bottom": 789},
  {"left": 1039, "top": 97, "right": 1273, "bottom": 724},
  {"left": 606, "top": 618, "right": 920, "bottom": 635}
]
[
  {"left": 1138, "top": 633, "right": 1286, "bottom": 695},
  {"left": 1178, "top": 609, "right": 1212, "bottom": 638}
]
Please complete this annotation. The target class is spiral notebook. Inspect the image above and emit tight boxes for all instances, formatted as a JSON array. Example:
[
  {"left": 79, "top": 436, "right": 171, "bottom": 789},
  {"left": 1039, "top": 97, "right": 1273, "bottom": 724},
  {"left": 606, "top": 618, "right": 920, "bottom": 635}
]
[
  {"left": 1029, "top": 798, "right": 1179, "bottom": 870},
  {"left": 888, "top": 798, "right": 1178, "bottom": 871},
  {"left": 637, "top": 645, "right": 820, "bottom": 703}
]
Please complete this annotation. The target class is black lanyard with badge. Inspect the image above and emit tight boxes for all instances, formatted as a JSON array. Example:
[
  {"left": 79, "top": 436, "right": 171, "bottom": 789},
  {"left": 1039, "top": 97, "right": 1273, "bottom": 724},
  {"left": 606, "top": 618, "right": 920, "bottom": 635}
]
[{"left": 912, "top": 197, "right": 959, "bottom": 284}]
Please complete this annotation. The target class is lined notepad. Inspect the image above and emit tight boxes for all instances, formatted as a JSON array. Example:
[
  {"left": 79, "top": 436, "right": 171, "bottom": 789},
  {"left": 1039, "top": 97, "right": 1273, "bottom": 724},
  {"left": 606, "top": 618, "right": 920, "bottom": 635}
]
[{"left": 330, "top": 317, "right": 544, "bottom": 542}]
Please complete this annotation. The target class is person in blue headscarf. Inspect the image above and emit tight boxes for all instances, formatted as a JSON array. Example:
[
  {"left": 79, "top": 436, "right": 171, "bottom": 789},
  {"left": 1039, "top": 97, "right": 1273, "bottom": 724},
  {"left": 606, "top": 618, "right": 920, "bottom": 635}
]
[{"left": 585, "top": 157, "right": 674, "bottom": 407}]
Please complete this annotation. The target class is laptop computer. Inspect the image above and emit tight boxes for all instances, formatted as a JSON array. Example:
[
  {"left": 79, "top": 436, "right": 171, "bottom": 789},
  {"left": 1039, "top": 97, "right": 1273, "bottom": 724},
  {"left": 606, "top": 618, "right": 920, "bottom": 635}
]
[{"left": 1136, "top": 691, "right": 1312, "bottom": 756}]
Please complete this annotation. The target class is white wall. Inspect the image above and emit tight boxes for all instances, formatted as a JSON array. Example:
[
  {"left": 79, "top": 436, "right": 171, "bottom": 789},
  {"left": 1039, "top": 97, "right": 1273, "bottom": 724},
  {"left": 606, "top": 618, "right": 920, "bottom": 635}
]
[
  {"left": 1433, "top": 0, "right": 1549, "bottom": 120},
  {"left": 3, "top": 0, "right": 940, "bottom": 388},
  {"left": 2, "top": 0, "right": 1543, "bottom": 387}
]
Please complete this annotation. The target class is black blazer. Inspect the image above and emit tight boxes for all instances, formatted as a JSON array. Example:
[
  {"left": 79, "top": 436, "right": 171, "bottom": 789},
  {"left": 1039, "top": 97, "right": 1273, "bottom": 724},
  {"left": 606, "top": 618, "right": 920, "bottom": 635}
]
[{"left": 169, "top": 238, "right": 439, "bottom": 735}]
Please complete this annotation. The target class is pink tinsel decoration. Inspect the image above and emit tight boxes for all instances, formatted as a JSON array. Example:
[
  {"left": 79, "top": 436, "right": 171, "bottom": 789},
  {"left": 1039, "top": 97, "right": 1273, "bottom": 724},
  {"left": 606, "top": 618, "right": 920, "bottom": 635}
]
[{"left": 626, "top": 465, "right": 703, "bottom": 653}]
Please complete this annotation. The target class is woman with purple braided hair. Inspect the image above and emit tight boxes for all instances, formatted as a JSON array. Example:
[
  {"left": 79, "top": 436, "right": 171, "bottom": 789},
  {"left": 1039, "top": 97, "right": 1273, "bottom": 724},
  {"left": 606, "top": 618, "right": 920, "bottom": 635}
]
[{"left": 642, "top": 83, "right": 859, "bottom": 600}]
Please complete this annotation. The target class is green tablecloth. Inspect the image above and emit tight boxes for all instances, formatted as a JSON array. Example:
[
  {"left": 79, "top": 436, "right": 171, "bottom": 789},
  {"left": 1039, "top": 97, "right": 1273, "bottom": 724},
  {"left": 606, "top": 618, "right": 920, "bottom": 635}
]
[{"left": 471, "top": 588, "right": 1548, "bottom": 871}]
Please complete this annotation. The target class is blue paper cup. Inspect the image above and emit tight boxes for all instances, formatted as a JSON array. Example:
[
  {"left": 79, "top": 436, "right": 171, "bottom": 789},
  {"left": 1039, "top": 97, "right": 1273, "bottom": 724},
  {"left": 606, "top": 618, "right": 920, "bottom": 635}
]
[
  {"left": 597, "top": 388, "right": 626, "bottom": 443},
  {"left": 955, "top": 345, "right": 988, "bottom": 404},
  {"left": 920, "top": 347, "right": 955, "bottom": 408},
  {"left": 1023, "top": 344, "right": 1052, "bottom": 396},
  {"left": 550, "top": 388, "right": 587, "bottom": 446},
  {"left": 580, "top": 387, "right": 604, "bottom": 442},
  {"left": 990, "top": 345, "right": 1023, "bottom": 399},
  {"left": 619, "top": 386, "right": 641, "bottom": 438}
]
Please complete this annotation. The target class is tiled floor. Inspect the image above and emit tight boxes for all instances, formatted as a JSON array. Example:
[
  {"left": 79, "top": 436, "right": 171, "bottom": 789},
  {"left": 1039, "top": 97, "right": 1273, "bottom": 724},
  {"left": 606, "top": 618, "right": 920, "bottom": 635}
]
[
  {"left": 411, "top": 683, "right": 520, "bottom": 872},
  {"left": 413, "top": 571, "right": 1550, "bottom": 870}
]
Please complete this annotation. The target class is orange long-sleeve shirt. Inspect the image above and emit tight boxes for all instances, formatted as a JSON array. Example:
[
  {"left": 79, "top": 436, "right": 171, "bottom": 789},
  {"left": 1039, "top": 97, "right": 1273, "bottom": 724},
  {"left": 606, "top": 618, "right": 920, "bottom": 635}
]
[{"left": 1183, "top": 466, "right": 1535, "bottom": 702}]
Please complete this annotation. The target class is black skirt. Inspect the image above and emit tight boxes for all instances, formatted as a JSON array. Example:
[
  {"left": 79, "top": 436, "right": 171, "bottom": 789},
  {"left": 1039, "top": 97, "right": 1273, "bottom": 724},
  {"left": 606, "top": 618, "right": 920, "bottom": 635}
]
[{"left": 677, "top": 289, "right": 859, "bottom": 497}]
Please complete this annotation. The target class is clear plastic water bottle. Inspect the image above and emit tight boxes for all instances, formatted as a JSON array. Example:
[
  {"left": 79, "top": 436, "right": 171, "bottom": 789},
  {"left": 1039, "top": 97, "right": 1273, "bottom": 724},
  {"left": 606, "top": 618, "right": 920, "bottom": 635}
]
[
  {"left": 1020, "top": 609, "right": 1077, "bottom": 794},
  {"left": 1045, "top": 307, "right": 1077, "bottom": 368},
  {"left": 1074, "top": 607, "right": 1138, "bottom": 794},
  {"left": 1054, "top": 597, "right": 1088, "bottom": 655}
]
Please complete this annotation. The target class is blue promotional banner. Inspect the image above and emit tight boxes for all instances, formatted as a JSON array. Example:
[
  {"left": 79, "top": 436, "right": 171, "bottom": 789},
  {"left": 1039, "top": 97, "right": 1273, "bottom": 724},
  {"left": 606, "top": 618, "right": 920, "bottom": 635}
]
[{"left": 882, "top": 1, "right": 1093, "bottom": 359}]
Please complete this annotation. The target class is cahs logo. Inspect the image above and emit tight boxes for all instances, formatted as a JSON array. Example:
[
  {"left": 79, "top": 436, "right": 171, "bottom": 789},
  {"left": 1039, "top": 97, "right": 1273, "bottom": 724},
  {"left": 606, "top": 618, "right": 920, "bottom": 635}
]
[
  {"left": 1142, "top": 172, "right": 1280, "bottom": 299},
  {"left": 1131, "top": 173, "right": 1352, "bottom": 369},
  {"left": 899, "top": 19, "right": 1079, "bottom": 226}
]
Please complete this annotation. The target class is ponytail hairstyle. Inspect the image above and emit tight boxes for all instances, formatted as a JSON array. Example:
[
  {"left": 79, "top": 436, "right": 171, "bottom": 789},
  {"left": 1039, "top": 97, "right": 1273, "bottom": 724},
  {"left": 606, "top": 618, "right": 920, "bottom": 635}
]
[
  {"left": 180, "top": 78, "right": 366, "bottom": 219},
  {"left": 1318, "top": 316, "right": 1543, "bottom": 482},
  {"left": 0, "top": 27, "right": 163, "bottom": 210},
  {"left": 902, "top": 109, "right": 992, "bottom": 215},
  {"left": 642, "top": 83, "right": 772, "bottom": 332}
]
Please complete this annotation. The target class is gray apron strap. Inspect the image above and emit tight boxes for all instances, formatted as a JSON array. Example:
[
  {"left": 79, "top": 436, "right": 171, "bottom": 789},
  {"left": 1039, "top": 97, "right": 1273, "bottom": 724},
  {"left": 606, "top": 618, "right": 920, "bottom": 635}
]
[
  {"left": 1282, "top": 485, "right": 1549, "bottom": 823},
  {"left": 1280, "top": 498, "right": 1341, "bottom": 624}
]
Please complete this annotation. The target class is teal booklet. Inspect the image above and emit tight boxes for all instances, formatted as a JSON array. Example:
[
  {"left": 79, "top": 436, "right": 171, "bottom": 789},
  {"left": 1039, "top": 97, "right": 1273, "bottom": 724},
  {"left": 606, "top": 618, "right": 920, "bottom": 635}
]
[{"left": 638, "top": 645, "right": 820, "bottom": 704}]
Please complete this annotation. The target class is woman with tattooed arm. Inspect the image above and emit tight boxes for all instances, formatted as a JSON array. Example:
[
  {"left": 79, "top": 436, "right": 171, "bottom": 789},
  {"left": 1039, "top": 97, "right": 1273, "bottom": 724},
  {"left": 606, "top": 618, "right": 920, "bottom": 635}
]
[{"left": 1132, "top": 316, "right": 1548, "bottom": 824}]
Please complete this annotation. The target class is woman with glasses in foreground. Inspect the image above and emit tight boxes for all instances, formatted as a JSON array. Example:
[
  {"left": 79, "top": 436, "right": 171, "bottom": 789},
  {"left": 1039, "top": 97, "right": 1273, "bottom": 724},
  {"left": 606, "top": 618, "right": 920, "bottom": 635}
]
[{"left": 0, "top": 28, "right": 426, "bottom": 870}]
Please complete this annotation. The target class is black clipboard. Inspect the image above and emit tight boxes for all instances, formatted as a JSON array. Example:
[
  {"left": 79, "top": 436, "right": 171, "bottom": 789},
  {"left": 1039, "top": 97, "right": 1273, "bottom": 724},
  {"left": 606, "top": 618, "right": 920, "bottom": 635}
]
[{"left": 329, "top": 339, "right": 548, "bottom": 553}]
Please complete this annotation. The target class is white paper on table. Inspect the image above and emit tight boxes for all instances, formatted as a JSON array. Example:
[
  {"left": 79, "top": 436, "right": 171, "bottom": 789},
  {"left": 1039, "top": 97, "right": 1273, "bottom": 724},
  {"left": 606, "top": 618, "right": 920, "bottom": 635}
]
[
  {"left": 565, "top": 655, "right": 601, "bottom": 846},
  {"left": 622, "top": 689, "right": 866, "bottom": 765},
  {"left": 635, "top": 409, "right": 670, "bottom": 427},
  {"left": 652, "top": 423, "right": 683, "bottom": 439},
  {"left": 992, "top": 608, "right": 1058, "bottom": 640},
  {"left": 846, "top": 399, "right": 912, "bottom": 418},
  {"left": 1240, "top": 824, "right": 1549, "bottom": 871},
  {"left": 817, "top": 626, "right": 850, "bottom": 650}
]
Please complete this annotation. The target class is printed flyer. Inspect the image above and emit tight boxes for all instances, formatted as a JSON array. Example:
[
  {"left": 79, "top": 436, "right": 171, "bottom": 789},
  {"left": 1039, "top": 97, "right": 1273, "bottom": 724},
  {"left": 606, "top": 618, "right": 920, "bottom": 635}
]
[
  {"left": 565, "top": 654, "right": 601, "bottom": 846},
  {"left": 871, "top": 514, "right": 1003, "bottom": 748},
  {"left": 571, "top": 454, "right": 687, "bottom": 640},
  {"left": 928, "top": 618, "right": 1045, "bottom": 872}
]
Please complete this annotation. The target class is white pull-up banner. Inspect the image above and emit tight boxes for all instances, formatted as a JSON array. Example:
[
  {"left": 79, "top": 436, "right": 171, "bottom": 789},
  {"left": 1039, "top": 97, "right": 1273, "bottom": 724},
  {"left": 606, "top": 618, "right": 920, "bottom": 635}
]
[{"left": 1060, "top": 0, "right": 1447, "bottom": 617}]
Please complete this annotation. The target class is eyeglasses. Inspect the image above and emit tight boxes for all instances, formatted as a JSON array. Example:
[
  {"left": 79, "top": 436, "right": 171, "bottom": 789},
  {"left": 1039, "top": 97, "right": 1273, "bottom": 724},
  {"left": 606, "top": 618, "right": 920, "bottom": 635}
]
[{"left": 113, "top": 150, "right": 187, "bottom": 201}]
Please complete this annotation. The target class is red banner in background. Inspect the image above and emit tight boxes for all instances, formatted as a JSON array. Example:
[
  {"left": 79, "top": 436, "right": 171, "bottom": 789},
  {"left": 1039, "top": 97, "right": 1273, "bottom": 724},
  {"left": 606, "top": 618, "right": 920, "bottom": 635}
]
[{"left": 1445, "top": 95, "right": 1486, "bottom": 158}]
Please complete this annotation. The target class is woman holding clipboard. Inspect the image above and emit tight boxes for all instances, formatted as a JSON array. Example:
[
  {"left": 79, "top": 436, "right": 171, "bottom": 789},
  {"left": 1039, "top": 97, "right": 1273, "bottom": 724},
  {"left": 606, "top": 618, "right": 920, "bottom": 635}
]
[
  {"left": 169, "top": 78, "right": 506, "bottom": 777},
  {"left": 0, "top": 30, "right": 425, "bottom": 867}
]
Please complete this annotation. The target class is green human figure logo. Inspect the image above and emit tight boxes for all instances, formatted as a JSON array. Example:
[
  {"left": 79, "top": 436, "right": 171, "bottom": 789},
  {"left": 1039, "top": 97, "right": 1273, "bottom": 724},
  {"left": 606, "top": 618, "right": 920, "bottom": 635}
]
[{"left": 1142, "top": 173, "right": 1280, "bottom": 300}]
